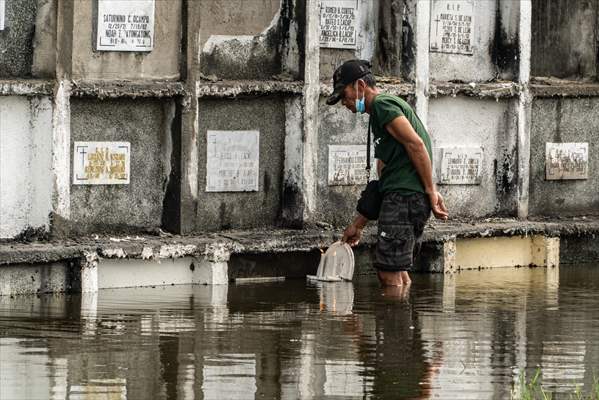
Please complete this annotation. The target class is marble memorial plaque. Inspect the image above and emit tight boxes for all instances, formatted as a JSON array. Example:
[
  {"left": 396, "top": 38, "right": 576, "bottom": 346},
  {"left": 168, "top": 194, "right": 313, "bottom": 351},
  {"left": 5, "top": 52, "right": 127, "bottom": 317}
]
[
  {"left": 545, "top": 143, "right": 588, "bottom": 180},
  {"left": 206, "top": 131, "right": 260, "bottom": 192},
  {"left": 319, "top": 0, "right": 359, "bottom": 49},
  {"left": 430, "top": 0, "right": 474, "bottom": 55},
  {"left": 96, "top": 0, "right": 155, "bottom": 52},
  {"left": 439, "top": 147, "right": 483, "bottom": 185},
  {"left": 73, "top": 142, "right": 130, "bottom": 185},
  {"left": 0, "top": 0, "right": 5, "bottom": 31},
  {"left": 328, "top": 145, "right": 375, "bottom": 186}
]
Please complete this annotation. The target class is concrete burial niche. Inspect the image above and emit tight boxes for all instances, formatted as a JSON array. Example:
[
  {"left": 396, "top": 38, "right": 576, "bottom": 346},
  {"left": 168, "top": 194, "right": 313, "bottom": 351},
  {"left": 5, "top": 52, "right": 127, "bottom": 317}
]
[
  {"left": 529, "top": 98, "right": 599, "bottom": 216},
  {"left": 532, "top": 0, "right": 598, "bottom": 80},
  {"left": 428, "top": 96, "right": 519, "bottom": 218},
  {"left": 199, "top": 0, "right": 302, "bottom": 80},
  {"left": 0, "top": 96, "right": 53, "bottom": 239},
  {"left": 319, "top": 0, "right": 416, "bottom": 81},
  {"left": 429, "top": 0, "right": 519, "bottom": 82},
  {"left": 69, "top": 98, "right": 175, "bottom": 234},
  {"left": 70, "top": 0, "right": 182, "bottom": 80},
  {"left": 196, "top": 97, "right": 286, "bottom": 231},
  {"left": 316, "top": 100, "right": 371, "bottom": 226},
  {"left": 0, "top": 0, "right": 37, "bottom": 77}
]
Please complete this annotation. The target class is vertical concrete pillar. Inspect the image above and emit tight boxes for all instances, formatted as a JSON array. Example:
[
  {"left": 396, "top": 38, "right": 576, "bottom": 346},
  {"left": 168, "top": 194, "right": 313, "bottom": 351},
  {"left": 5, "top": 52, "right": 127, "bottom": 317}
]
[
  {"left": 80, "top": 251, "right": 99, "bottom": 293},
  {"left": 193, "top": 244, "right": 230, "bottom": 285},
  {"left": 52, "top": 0, "right": 75, "bottom": 230},
  {"left": 179, "top": 1, "right": 201, "bottom": 234},
  {"left": 51, "top": 81, "right": 71, "bottom": 224},
  {"left": 443, "top": 239, "right": 457, "bottom": 273},
  {"left": 300, "top": 0, "right": 321, "bottom": 223},
  {"left": 517, "top": 0, "right": 532, "bottom": 219},
  {"left": 532, "top": 236, "right": 560, "bottom": 267},
  {"left": 414, "top": 0, "right": 431, "bottom": 127}
]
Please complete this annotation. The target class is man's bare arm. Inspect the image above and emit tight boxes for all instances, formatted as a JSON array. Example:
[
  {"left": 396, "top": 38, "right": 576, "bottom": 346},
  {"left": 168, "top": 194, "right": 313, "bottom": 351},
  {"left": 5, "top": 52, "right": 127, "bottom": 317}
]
[{"left": 384, "top": 116, "right": 448, "bottom": 220}]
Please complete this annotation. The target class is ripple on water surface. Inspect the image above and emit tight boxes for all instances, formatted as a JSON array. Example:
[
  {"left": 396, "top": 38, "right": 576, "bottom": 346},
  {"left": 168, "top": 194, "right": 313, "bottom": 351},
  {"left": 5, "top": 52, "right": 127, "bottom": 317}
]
[{"left": 1, "top": 265, "right": 599, "bottom": 399}]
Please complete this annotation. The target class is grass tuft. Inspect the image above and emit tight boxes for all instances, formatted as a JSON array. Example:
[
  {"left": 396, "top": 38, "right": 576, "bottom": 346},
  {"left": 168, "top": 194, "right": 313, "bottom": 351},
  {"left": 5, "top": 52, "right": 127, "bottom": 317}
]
[{"left": 511, "top": 368, "right": 599, "bottom": 400}]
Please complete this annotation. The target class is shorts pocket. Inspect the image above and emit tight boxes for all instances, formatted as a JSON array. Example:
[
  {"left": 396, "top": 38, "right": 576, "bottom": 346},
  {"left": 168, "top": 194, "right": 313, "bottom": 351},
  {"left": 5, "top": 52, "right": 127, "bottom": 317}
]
[{"left": 375, "top": 225, "right": 414, "bottom": 269}]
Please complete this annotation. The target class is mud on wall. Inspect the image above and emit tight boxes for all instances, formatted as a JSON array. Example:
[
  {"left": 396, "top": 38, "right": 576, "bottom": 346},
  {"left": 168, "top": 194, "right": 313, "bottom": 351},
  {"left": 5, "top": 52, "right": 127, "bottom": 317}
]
[
  {"left": 199, "top": 0, "right": 304, "bottom": 80},
  {"left": 428, "top": 97, "right": 519, "bottom": 218},
  {"left": 532, "top": 0, "right": 598, "bottom": 80},
  {"left": 0, "top": 96, "right": 53, "bottom": 239},
  {"left": 69, "top": 98, "right": 175, "bottom": 234},
  {"left": 529, "top": 98, "right": 599, "bottom": 216},
  {"left": 196, "top": 96, "right": 287, "bottom": 231}
]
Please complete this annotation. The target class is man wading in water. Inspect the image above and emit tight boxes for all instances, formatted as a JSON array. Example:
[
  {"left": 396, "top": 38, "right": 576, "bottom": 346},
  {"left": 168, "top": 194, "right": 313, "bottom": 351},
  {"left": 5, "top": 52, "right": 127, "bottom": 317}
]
[{"left": 327, "top": 59, "right": 449, "bottom": 286}]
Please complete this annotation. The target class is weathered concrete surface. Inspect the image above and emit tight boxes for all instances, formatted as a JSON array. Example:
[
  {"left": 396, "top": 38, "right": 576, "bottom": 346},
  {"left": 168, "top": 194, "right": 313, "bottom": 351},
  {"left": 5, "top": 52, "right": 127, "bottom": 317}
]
[
  {"left": 71, "top": 80, "right": 185, "bottom": 99},
  {"left": 319, "top": 0, "right": 381, "bottom": 80},
  {"left": 530, "top": 78, "right": 599, "bottom": 98},
  {"left": 1, "top": 217, "right": 598, "bottom": 269},
  {"left": 532, "top": 0, "right": 598, "bottom": 80},
  {"left": 429, "top": 81, "right": 519, "bottom": 99},
  {"left": 69, "top": 98, "right": 175, "bottom": 234},
  {"left": 196, "top": 97, "right": 286, "bottom": 231},
  {"left": 529, "top": 98, "right": 599, "bottom": 216},
  {"left": 315, "top": 98, "right": 370, "bottom": 227},
  {"left": 428, "top": 97, "right": 519, "bottom": 218},
  {"left": 0, "top": 79, "right": 54, "bottom": 96},
  {"left": 0, "top": 262, "right": 77, "bottom": 296},
  {"left": 198, "top": 0, "right": 281, "bottom": 49},
  {"left": 430, "top": 0, "right": 519, "bottom": 82},
  {"left": 32, "top": 0, "right": 57, "bottom": 78},
  {"left": 0, "top": 96, "right": 53, "bottom": 239},
  {"left": 0, "top": 0, "right": 37, "bottom": 77},
  {"left": 197, "top": 80, "right": 303, "bottom": 98},
  {"left": 199, "top": 0, "right": 302, "bottom": 80},
  {"left": 70, "top": 0, "right": 182, "bottom": 80}
]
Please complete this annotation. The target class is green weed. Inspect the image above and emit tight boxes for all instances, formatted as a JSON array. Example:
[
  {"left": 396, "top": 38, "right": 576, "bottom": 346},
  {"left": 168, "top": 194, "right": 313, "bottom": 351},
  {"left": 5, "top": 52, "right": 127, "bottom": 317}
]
[{"left": 511, "top": 369, "right": 599, "bottom": 400}]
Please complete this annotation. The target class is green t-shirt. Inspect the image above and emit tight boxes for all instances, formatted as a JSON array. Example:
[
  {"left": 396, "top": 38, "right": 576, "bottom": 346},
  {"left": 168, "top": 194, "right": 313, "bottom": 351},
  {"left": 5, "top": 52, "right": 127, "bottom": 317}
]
[{"left": 371, "top": 93, "right": 432, "bottom": 195}]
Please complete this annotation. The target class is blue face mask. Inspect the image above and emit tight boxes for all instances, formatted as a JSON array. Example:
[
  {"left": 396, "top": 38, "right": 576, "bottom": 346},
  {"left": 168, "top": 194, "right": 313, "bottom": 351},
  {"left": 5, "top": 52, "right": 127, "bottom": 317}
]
[{"left": 355, "top": 81, "right": 366, "bottom": 114}]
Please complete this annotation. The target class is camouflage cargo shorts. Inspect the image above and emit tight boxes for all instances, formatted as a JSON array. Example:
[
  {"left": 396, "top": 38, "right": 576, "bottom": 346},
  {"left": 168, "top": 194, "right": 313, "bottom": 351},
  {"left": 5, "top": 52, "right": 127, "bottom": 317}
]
[{"left": 374, "top": 192, "right": 431, "bottom": 272}]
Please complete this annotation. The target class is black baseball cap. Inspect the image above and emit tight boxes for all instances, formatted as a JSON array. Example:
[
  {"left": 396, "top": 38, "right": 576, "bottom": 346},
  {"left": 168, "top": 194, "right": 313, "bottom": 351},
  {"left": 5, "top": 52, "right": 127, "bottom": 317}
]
[{"left": 326, "top": 59, "right": 372, "bottom": 105}]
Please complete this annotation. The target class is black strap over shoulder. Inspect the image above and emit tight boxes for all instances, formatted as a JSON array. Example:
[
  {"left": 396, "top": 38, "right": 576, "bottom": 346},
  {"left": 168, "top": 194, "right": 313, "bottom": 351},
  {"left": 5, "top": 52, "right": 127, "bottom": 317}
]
[{"left": 366, "top": 117, "right": 372, "bottom": 182}]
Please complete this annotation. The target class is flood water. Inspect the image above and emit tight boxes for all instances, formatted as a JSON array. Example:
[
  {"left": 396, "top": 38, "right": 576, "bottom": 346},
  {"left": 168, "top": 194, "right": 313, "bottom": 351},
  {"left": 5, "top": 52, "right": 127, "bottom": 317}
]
[{"left": 1, "top": 265, "right": 598, "bottom": 400}]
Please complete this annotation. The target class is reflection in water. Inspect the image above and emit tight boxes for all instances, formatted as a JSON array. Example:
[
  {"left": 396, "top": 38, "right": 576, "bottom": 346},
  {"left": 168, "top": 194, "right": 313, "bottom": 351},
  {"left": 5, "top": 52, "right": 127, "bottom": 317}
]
[{"left": 0, "top": 266, "right": 599, "bottom": 399}]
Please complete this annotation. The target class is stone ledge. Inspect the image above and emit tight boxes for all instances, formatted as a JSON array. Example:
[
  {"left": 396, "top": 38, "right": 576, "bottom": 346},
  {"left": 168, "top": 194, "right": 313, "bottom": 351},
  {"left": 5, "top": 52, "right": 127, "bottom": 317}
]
[
  {"left": 429, "top": 81, "right": 520, "bottom": 99},
  {"left": 1, "top": 217, "right": 598, "bottom": 267},
  {"left": 197, "top": 80, "right": 304, "bottom": 98},
  {"left": 0, "top": 79, "right": 55, "bottom": 96},
  {"left": 71, "top": 80, "right": 186, "bottom": 99}
]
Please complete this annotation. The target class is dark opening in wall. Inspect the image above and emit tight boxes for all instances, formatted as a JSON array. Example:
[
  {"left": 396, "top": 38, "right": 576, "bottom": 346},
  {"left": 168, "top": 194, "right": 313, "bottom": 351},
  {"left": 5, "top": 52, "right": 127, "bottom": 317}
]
[{"left": 531, "top": 0, "right": 599, "bottom": 80}]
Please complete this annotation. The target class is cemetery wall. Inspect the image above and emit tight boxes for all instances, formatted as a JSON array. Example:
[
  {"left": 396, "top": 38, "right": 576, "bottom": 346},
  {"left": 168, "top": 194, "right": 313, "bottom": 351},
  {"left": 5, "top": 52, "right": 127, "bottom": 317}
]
[
  {"left": 428, "top": 97, "right": 519, "bottom": 218},
  {"left": 0, "top": 96, "right": 53, "bottom": 239},
  {"left": 0, "top": 0, "right": 598, "bottom": 239},
  {"left": 531, "top": 0, "right": 598, "bottom": 80},
  {"left": 70, "top": 0, "right": 182, "bottom": 80},
  {"left": 196, "top": 97, "right": 287, "bottom": 231},
  {"left": 529, "top": 97, "right": 599, "bottom": 216},
  {"left": 68, "top": 98, "right": 175, "bottom": 234},
  {"left": 429, "top": 0, "right": 517, "bottom": 82},
  {"left": 199, "top": 0, "right": 302, "bottom": 80}
]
